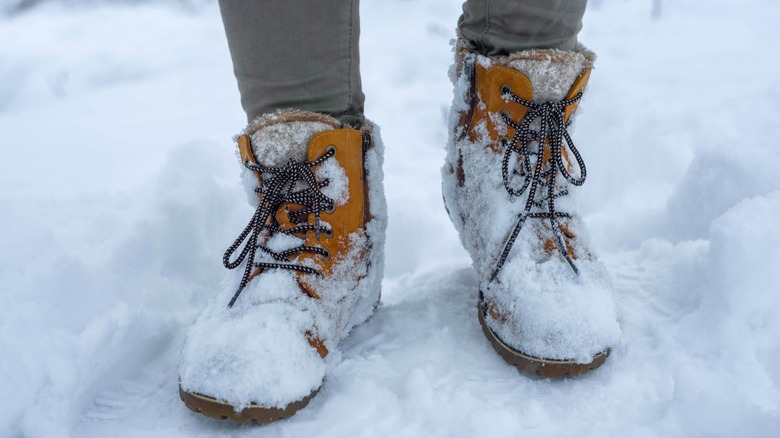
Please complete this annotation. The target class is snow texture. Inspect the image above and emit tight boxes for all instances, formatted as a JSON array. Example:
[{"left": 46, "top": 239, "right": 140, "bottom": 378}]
[
  {"left": 1, "top": 0, "right": 779, "bottom": 436},
  {"left": 504, "top": 44, "right": 595, "bottom": 102}
]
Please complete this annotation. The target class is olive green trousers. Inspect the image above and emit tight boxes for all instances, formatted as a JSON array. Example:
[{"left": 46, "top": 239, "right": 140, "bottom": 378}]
[{"left": 218, "top": 0, "right": 588, "bottom": 124}]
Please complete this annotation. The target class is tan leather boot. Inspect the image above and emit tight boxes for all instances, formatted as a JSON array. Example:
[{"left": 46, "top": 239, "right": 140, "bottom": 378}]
[
  {"left": 443, "top": 41, "right": 620, "bottom": 377},
  {"left": 179, "top": 109, "right": 386, "bottom": 422}
]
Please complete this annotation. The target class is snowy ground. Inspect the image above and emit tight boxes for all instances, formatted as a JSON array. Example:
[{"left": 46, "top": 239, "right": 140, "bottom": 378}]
[{"left": 2, "top": 0, "right": 780, "bottom": 436}]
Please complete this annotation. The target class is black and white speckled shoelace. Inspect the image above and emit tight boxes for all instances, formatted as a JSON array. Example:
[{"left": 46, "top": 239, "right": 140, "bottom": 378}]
[
  {"left": 223, "top": 147, "right": 336, "bottom": 307},
  {"left": 489, "top": 86, "right": 586, "bottom": 282}
]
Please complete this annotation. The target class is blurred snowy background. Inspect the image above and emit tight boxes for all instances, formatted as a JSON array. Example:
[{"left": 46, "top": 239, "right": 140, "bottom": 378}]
[{"left": 1, "top": 0, "right": 779, "bottom": 436}]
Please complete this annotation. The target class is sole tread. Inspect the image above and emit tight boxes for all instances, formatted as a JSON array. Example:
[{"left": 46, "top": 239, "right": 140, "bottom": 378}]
[{"left": 179, "top": 386, "right": 319, "bottom": 424}]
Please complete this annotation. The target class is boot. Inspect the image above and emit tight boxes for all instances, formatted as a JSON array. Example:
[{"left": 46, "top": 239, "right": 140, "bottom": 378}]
[
  {"left": 179, "top": 109, "right": 386, "bottom": 422},
  {"left": 443, "top": 40, "right": 620, "bottom": 377}
]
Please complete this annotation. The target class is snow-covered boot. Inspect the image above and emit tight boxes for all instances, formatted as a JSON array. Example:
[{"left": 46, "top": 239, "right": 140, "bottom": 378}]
[
  {"left": 179, "top": 109, "right": 386, "bottom": 422},
  {"left": 443, "top": 40, "right": 620, "bottom": 377}
]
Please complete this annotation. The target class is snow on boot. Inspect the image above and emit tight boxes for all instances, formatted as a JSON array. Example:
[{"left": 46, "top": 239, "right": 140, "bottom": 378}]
[
  {"left": 179, "top": 109, "right": 386, "bottom": 422},
  {"left": 443, "top": 40, "right": 620, "bottom": 377}
]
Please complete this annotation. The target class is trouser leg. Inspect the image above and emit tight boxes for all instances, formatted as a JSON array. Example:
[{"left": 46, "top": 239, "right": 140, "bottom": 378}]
[
  {"left": 218, "top": 0, "right": 364, "bottom": 126},
  {"left": 458, "top": 0, "right": 588, "bottom": 55}
]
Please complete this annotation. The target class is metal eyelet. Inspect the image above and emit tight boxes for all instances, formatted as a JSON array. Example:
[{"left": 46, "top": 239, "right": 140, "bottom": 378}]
[
  {"left": 499, "top": 109, "right": 512, "bottom": 121},
  {"left": 321, "top": 249, "right": 331, "bottom": 261},
  {"left": 282, "top": 204, "right": 293, "bottom": 220},
  {"left": 325, "top": 145, "right": 337, "bottom": 157},
  {"left": 500, "top": 84, "right": 512, "bottom": 96},
  {"left": 325, "top": 205, "right": 336, "bottom": 214},
  {"left": 323, "top": 228, "right": 334, "bottom": 238}
]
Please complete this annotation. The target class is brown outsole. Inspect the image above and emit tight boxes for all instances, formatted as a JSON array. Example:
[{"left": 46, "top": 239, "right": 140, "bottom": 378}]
[
  {"left": 477, "top": 296, "right": 610, "bottom": 378},
  {"left": 179, "top": 385, "right": 319, "bottom": 424}
]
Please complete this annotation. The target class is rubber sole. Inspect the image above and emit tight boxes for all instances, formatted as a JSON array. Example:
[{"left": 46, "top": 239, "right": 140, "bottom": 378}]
[
  {"left": 179, "top": 386, "right": 319, "bottom": 424},
  {"left": 478, "top": 294, "right": 610, "bottom": 378}
]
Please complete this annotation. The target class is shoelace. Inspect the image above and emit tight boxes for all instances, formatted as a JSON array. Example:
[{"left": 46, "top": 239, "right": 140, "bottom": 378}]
[
  {"left": 489, "top": 86, "right": 586, "bottom": 282},
  {"left": 223, "top": 147, "right": 336, "bottom": 307}
]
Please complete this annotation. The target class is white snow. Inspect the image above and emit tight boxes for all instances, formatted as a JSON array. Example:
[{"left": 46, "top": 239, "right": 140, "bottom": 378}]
[
  {"left": 316, "top": 157, "right": 350, "bottom": 207},
  {"left": 1, "top": 0, "right": 779, "bottom": 436}
]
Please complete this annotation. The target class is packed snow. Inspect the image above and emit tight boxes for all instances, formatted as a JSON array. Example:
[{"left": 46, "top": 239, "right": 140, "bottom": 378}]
[{"left": 1, "top": 0, "right": 779, "bottom": 436}]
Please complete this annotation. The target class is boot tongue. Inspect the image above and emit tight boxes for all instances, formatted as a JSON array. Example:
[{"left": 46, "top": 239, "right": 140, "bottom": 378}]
[
  {"left": 503, "top": 46, "right": 594, "bottom": 102},
  {"left": 246, "top": 110, "right": 343, "bottom": 166},
  {"left": 239, "top": 110, "right": 343, "bottom": 208},
  {"left": 249, "top": 120, "right": 330, "bottom": 165}
]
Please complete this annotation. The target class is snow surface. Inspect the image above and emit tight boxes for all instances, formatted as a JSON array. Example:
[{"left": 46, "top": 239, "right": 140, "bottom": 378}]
[{"left": 1, "top": 0, "right": 779, "bottom": 436}]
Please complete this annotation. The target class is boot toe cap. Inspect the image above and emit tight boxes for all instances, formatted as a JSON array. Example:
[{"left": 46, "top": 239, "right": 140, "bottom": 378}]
[
  {"left": 486, "top": 257, "right": 621, "bottom": 363},
  {"left": 179, "top": 303, "right": 326, "bottom": 410}
]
